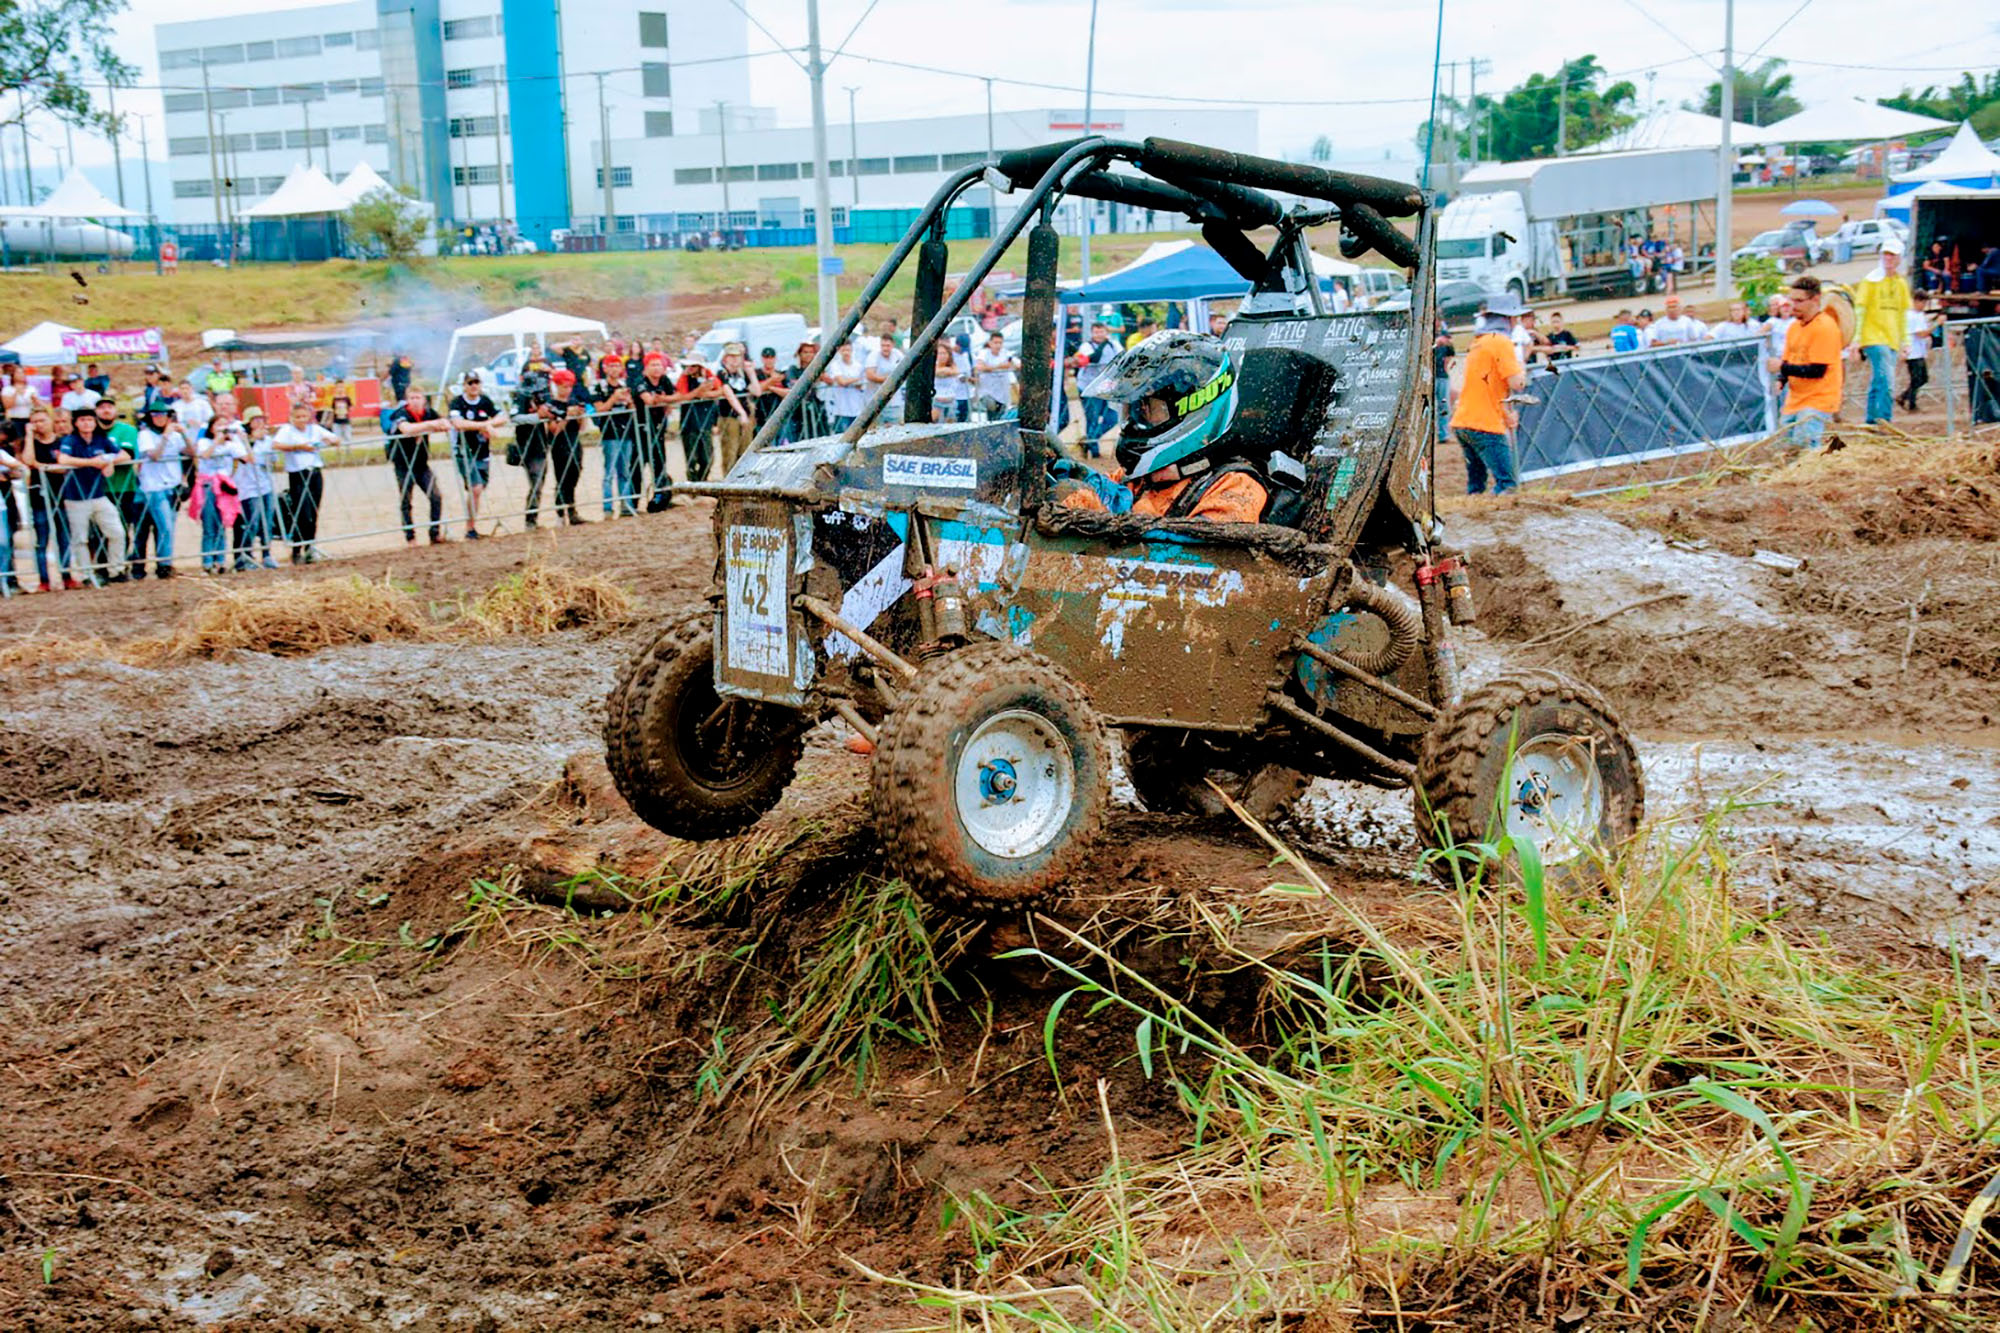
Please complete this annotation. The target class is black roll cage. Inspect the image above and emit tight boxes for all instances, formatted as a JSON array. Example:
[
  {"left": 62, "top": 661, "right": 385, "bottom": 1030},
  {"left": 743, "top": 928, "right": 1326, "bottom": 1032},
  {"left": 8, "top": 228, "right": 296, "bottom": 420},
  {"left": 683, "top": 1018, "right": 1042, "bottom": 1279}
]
[{"left": 736, "top": 135, "right": 1429, "bottom": 484}]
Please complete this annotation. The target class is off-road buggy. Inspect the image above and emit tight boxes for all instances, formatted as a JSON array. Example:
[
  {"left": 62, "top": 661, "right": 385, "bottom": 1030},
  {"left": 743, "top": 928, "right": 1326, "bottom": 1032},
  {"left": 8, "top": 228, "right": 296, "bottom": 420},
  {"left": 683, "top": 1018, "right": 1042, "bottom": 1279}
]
[{"left": 605, "top": 135, "right": 1644, "bottom": 912}]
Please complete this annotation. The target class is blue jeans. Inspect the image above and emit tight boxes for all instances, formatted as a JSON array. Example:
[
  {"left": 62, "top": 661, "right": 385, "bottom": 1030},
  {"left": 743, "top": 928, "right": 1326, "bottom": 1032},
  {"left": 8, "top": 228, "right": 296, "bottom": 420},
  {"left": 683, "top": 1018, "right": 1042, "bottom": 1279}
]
[
  {"left": 133, "top": 488, "right": 177, "bottom": 572},
  {"left": 235, "top": 492, "right": 275, "bottom": 568},
  {"left": 0, "top": 501, "right": 14, "bottom": 590},
  {"left": 198, "top": 488, "right": 227, "bottom": 570},
  {"left": 1863, "top": 343, "right": 1895, "bottom": 424},
  {"left": 1434, "top": 375, "right": 1451, "bottom": 443},
  {"left": 30, "top": 504, "right": 68, "bottom": 586},
  {"left": 600, "top": 434, "right": 635, "bottom": 514},
  {"left": 1081, "top": 398, "right": 1117, "bottom": 456},
  {"left": 1456, "top": 427, "right": 1517, "bottom": 495},
  {"left": 1781, "top": 408, "right": 1831, "bottom": 450}
]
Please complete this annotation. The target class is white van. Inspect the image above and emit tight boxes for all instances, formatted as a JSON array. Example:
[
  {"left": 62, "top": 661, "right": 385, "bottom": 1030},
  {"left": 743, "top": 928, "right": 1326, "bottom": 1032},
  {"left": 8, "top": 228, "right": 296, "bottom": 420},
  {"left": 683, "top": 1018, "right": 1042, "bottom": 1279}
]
[{"left": 693, "top": 313, "right": 810, "bottom": 365}]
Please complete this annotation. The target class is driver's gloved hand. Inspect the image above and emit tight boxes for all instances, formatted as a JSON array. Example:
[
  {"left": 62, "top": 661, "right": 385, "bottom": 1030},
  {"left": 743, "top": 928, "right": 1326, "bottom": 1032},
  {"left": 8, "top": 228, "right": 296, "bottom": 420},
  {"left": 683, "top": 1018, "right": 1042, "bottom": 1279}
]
[{"left": 1048, "top": 458, "right": 1132, "bottom": 513}]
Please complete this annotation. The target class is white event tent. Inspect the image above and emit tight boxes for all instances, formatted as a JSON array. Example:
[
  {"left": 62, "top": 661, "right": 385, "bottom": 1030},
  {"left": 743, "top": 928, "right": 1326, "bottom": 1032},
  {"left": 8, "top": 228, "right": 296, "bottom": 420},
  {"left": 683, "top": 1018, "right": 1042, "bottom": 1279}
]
[
  {"left": 2, "top": 320, "right": 82, "bottom": 365},
  {"left": 242, "top": 164, "right": 354, "bottom": 219},
  {"left": 1747, "top": 98, "right": 1955, "bottom": 146},
  {"left": 336, "top": 161, "right": 394, "bottom": 204},
  {"left": 36, "top": 167, "right": 144, "bottom": 220},
  {"left": 439, "top": 305, "right": 611, "bottom": 391},
  {"left": 1892, "top": 122, "right": 2000, "bottom": 189}
]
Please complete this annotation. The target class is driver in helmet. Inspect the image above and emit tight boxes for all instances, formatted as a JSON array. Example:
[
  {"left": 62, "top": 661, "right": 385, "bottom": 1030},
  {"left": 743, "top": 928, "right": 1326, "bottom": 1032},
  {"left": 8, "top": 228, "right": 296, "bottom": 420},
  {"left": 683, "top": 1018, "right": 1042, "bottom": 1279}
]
[{"left": 1053, "top": 330, "right": 1265, "bottom": 524}]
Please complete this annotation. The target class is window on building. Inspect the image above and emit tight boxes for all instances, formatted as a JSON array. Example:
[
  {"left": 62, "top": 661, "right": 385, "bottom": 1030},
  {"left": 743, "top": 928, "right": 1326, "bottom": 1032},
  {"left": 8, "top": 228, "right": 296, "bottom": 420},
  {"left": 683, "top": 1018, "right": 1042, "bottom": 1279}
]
[
  {"left": 160, "top": 48, "right": 203, "bottom": 70},
  {"left": 756, "top": 162, "right": 799, "bottom": 181},
  {"left": 594, "top": 166, "right": 634, "bottom": 188},
  {"left": 359, "top": 77, "right": 385, "bottom": 96},
  {"left": 364, "top": 124, "right": 388, "bottom": 143},
  {"left": 940, "top": 151, "right": 987, "bottom": 170},
  {"left": 674, "top": 167, "right": 713, "bottom": 185},
  {"left": 449, "top": 115, "right": 500, "bottom": 138},
  {"left": 163, "top": 93, "right": 204, "bottom": 114},
  {"left": 454, "top": 164, "right": 501, "bottom": 186},
  {"left": 281, "top": 83, "right": 325, "bottom": 103},
  {"left": 442, "top": 16, "right": 494, "bottom": 40},
  {"left": 255, "top": 131, "right": 284, "bottom": 150},
  {"left": 445, "top": 67, "right": 491, "bottom": 90},
  {"left": 276, "top": 36, "right": 322, "bottom": 58},
  {"left": 644, "top": 111, "right": 673, "bottom": 137},
  {"left": 324, "top": 31, "right": 353, "bottom": 47},
  {"left": 202, "top": 44, "right": 244, "bottom": 64},
  {"left": 828, "top": 160, "right": 844, "bottom": 177},
  {"left": 251, "top": 87, "right": 280, "bottom": 106},
  {"left": 854, "top": 157, "right": 890, "bottom": 175},
  {"left": 721, "top": 164, "right": 753, "bottom": 183},
  {"left": 892, "top": 154, "right": 939, "bottom": 174},
  {"left": 167, "top": 137, "right": 206, "bottom": 157},
  {"left": 640, "top": 63, "right": 670, "bottom": 98},
  {"left": 332, "top": 125, "right": 361, "bottom": 140},
  {"left": 355, "top": 29, "right": 380, "bottom": 50},
  {"left": 727, "top": 209, "right": 757, "bottom": 229},
  {"left": 325, "top": 78, "right": 357, "bottom": 96},
  {"left": 616, "top": 214, "right": 637, "bottom": 232},
  {"left": 173, "top": 179, "right": 211, "bottom": 198},
  {"left": 259, "top": 176, "right": 288, "bottom": 193},
  {"left": 638, "top": 11, "right": 668, "bottom": 47},
  {"left": 207, "top": 89, "right": 248, "bottom": 110},
  {"left": 243, "top": 41, "right": 274, "bottom": 61},
  {"left": 285, "top": 129, "right": 329, "bottom": 149}
]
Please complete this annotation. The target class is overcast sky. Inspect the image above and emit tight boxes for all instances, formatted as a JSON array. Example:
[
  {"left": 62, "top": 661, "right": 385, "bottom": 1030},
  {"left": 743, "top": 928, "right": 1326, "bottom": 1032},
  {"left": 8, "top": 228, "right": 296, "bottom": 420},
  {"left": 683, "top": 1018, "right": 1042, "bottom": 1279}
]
[{"left": 53, "top": 0, "right": 2000, "bottom": 174}]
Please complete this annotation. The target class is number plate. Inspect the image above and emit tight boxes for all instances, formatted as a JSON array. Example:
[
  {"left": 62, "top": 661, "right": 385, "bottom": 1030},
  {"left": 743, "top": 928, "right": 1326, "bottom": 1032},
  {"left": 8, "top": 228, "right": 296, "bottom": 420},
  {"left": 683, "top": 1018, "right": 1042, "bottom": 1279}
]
[{"left": 724, "top": 524, "right": 789, "bottom": 679}]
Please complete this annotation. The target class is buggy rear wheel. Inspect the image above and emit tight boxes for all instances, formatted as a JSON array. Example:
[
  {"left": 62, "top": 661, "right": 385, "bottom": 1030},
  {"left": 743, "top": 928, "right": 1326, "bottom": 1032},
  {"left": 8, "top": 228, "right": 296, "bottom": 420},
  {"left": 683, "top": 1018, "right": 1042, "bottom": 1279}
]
[
  {"left": 604, "top": 609, "right": 803, "bottom": 840},
  {"left": 871, "top": 642, "right": 1111, "bottom": 915},
  {"left": 1412, "top": 669, "right": 1643, "bottom": 881},
  {"left": 1125, "top": 730, "right": 1310, "bottom": 824}
]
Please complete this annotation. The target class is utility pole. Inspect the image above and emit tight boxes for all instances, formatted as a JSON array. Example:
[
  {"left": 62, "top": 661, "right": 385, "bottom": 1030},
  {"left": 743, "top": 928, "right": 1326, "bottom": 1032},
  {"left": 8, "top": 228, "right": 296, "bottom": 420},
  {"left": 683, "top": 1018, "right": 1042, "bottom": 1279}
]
[
  {"left": 1716, "top": 0, "right": 1735, "bottom": 299},
  {"left": 714, "top": 99, "right": 731, "bottom": 224},
  {"left": 139, "top": 115, "right": 160, "bottom": 275},
  {"left": 302, "top": 99, "right": 315, "bottom": 173},
  {"left": 489, "top": 74, "right": 508, "bottom": 233},
  {"left": 17, "top": 91, "right": 35, "bottom": 204},
  {"left": 201, "top": 60, "right": 224, "bottom": 240},
  {"left": 845, "top": 87, "right": 859, "bottom": 209},
  {"left": 984, "top": 76, "right": 996, "bottom": 238},
  {"left": 806, "top": 0, "right": 838, "bottom": 332},
  {"left": 1080, "top": 0, "right": 1100, "bottom": 282},
  {"left": 1556, "top": 60, "right": 1567, "bottom": 157},
  {"left": 1467, "top": 58, "right": 1485, "bottom": 167},
  {"left": 595, "top": 71, "right": 615, "bottom": 245},
  {"left": 107, "top": 81, "right": 128, "bottom": 206}
]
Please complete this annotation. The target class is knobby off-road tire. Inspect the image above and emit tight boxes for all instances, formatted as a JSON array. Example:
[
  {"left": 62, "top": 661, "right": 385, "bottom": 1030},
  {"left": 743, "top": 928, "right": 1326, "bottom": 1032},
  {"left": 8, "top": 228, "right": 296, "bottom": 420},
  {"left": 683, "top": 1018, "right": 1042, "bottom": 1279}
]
[
  {"left": 604, "top": 609, "right": 803, "bottom": 841},
  {"left": 871, "top": 642, "right": 1112, "bottom": 916},
  {"left": 1125, "top": 730, "right": 1311, "bottom": 824},
  {"left": 1412, "top": 669, "right": 1644, "bottom": 882}
]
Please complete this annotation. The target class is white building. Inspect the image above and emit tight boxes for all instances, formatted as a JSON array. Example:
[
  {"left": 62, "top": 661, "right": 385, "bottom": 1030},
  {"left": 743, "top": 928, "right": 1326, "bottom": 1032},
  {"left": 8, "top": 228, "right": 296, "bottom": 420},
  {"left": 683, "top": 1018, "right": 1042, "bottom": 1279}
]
[
  {"left": 584, "top": 106, "right": 1259, "bottom": 242},
  {"left": 154, "top": 0, "right": 750, "bottom": 246}
]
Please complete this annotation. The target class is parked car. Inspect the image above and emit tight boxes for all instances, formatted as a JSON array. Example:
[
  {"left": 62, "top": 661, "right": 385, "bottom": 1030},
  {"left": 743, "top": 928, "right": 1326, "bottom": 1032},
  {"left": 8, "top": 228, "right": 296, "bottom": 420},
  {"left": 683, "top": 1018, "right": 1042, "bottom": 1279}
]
[
  {"left": 1733, "top": 227, "right": 1816, "bottom": 273},
  {"left": 1810, "top": 217, "right": 1907, "bottom": 263},
  {"left": 1376, "top": 280, "right": 1486, "bottom": 321}
]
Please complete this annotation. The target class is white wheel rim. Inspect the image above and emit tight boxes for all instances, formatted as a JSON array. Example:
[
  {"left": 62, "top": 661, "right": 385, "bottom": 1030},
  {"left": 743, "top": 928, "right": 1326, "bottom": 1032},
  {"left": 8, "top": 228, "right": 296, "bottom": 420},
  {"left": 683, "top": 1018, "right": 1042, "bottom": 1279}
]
[
  {"left": 954, "top": 709, "right": 1075, "bottom": 859},
  {"left": 1503, "top": 732, "right": 1604, "bottom": 866}
]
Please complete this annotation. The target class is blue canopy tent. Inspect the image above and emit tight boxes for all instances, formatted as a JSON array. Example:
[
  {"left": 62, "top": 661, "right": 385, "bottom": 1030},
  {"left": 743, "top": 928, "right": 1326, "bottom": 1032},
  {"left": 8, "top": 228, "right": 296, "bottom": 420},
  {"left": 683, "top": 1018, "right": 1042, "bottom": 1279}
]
[{"left": 1060, "top": 243, "right": 1258, "bottom": 305}]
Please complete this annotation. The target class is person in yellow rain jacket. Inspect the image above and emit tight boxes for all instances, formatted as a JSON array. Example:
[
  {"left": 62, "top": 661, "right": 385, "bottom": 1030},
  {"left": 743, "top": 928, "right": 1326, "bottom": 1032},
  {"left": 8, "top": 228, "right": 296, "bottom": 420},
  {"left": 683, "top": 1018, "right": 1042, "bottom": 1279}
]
[
  {"left": 1853, "top": 237, "right": 1911, "bottom": 425},
  {"left": 1053, "top": 330, "right": 1268, "bottom": 524}
]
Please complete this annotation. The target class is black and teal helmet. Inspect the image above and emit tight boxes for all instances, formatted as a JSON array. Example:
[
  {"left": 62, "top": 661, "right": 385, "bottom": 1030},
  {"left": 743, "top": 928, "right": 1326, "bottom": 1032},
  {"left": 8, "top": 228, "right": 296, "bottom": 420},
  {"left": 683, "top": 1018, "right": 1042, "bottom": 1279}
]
[{"left": 1085, "top": 331, "right": 1238, "bottom": 482}]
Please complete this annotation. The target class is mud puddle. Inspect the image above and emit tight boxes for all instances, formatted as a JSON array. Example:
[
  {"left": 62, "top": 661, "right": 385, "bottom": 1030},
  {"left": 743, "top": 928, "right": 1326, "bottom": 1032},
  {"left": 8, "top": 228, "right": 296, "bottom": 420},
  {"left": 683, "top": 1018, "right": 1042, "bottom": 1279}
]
[{"left": 1293, "top": 734, "right": 2000, "bottom": 957}]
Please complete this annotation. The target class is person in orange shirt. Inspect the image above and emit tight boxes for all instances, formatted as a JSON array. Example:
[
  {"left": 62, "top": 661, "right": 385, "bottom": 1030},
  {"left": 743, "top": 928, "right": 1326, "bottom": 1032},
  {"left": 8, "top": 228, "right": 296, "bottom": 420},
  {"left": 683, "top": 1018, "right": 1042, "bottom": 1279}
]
[
  {"left": 1054, "top": 331, "right": 1266, "bottom": 524},
  {"left": 1767, "top": 273, "right": 1843, "bottom": 449},
  {"left": 1449, "top": 292, "right": 1528, "bottom": 495}
]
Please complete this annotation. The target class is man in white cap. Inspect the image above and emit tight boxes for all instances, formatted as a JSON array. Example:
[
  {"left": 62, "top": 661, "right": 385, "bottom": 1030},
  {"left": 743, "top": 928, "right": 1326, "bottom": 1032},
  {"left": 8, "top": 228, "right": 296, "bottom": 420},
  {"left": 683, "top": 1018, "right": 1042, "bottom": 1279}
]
[{"left": 1853, "top": 237, "right": 1911, "bottom": 424}]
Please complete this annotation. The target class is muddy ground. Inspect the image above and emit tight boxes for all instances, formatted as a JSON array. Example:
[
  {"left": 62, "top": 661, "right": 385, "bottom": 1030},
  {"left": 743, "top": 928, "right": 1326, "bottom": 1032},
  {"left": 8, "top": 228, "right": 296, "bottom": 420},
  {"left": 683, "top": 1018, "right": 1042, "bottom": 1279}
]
[{"left": 3, "top": 436, "right": 1999, "bottom": 1329}]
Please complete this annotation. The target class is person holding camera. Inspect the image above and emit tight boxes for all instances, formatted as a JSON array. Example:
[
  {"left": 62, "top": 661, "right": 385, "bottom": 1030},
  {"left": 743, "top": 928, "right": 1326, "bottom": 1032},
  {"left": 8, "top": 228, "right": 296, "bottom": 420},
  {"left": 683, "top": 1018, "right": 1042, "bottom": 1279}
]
[
  {"left": 675, "top": 355, "right": 723, "bottom": 482},
  {"left": 510, "top": 360, "right": 552, "bottom": 528},
  {"left": 388, "top": 385, "right": 451, "bottom": 545}
]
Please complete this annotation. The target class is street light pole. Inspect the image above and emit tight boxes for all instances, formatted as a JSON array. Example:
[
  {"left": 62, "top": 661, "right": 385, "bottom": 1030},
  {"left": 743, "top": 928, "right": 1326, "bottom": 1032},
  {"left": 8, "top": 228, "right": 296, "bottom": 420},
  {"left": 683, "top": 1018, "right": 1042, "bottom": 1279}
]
[
  {"left": 984, "top": 76, "right": 996, "bottom": 238},
  {"left": 1716, "top": 0, "right": 1736, "bottom": 299},
  {"left": 1080, "top": 0, "right": 1099, "bottom": 282},
  {"left": 805, "top": 0, "right": 838, "bottom": 332},
  {"left": 595, "top": 71, "right": 615, "bottom": 245},
  {"left": 845, "top": 87, "right": 859, "bottom": 209},
  {"left": 714, "top": 99, "right": 731, "bottom": 224}
]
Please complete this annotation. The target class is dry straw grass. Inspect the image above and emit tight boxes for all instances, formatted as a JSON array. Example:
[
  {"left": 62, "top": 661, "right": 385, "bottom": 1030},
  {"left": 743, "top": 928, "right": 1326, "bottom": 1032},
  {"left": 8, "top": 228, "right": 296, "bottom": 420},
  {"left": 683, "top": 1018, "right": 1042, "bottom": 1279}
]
[
  {"left": 2, "top": 564, "right": 635, "bottom": 672},
  {"left": 460, "top": 561, "right": 635, "bottom": 636}
]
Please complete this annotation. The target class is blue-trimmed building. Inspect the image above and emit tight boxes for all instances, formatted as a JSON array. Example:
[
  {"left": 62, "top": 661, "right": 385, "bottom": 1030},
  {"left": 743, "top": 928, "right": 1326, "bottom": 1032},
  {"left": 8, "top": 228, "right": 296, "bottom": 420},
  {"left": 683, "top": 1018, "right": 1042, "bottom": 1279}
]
[{"left": 155, "top": 0, "right": 748, "bottom": 247}]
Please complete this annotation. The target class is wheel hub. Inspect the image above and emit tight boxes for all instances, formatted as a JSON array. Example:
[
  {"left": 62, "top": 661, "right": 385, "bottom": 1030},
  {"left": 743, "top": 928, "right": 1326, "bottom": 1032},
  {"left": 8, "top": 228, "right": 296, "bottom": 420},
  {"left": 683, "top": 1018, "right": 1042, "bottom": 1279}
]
[
  {"left": 954, "top": 710, "right": 1074, "bottom": 860},
  {"left": 1504, "top": 732, "right": 1604, "bottom": 866}
]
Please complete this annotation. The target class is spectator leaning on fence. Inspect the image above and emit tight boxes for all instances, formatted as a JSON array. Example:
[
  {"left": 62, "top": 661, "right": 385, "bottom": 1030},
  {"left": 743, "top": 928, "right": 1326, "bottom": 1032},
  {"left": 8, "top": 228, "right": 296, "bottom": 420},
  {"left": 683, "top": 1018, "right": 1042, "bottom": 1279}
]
[
  {"left": 55, "top": 405, "right": 129, "bottom": 585},
  {"left": 389, "top": 385, "right": 452, "bottom": 545},
  {"left": 1853, "top": 238, "right": 1911, "bottom": 426},
  {"left": 1609, "top": 310, "right": 1641, "bottom": 353},
  {"left": 1708, "top": 301, "right": 1764, "bottom": 342},
  {"left": 1648, "top": 296, "right": 1707, "bottom": 347},
  {"left": 24, "top": 407, "right": 73, "bottom": 590},
  {"left": 0, "top": 429, "right": 23, "bottom": 598},
  {"left": 1770, "top": 275, "right": 1843, "bottom": 450},
  {"left": 132, "top": 403, "right": 186, "bottom": 580},
  {"left": 273, "top": 398, "right": 334, "bottom": 564},
  {"left": 190, "top": 419, "right": 245, "bottom": 575},
  {"left": 234, "top": 407, "right": 281, "bottom": 571},
  {"left": 448, "top": 371, "right": 500, "bottom": 539},
  {"left": 594, "top": 359, "right": 639, "bottom": 519},
  {"left": 1449, "top": 293, "right": 1528, "bottom": 497},
  {"left": 974, "top": 331, "right": 1017, "bottom": 421}
]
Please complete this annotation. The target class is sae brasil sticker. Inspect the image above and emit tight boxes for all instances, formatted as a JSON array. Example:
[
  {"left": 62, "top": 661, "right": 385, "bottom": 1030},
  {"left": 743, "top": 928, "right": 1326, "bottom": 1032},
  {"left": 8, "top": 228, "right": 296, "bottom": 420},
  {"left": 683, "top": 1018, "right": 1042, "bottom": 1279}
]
[
  {"left": 724, "top": 524, "right": 789, "bottom": 677},
  {"left": 883, "top": 453, "right": 977, "bottom": 490}
]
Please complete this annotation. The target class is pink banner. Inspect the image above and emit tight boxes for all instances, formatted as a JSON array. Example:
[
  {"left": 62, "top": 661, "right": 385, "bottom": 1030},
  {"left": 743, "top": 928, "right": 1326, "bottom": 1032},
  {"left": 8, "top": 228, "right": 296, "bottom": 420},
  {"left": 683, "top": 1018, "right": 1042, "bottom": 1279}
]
[{"left": 59, "top": 328, "right": 165, "bottom": 361}]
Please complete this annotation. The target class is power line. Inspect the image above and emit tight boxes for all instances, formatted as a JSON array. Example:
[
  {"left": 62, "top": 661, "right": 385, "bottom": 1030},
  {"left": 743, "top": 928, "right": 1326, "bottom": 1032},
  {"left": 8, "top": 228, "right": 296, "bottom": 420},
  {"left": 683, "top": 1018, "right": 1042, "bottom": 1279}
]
[
  {"left": 1743, "top": 0, "right": 1814, "bottom": 64},
  {"left": 1770, "top": 53, "right": 2000, "bottom": 74},
  {"left": 835, "top": 51, "right": 1434, "bottom": 106},
  {"left": 829, "top": 0, "right": 883, "bottom": 62},
  {"left": 1613, "top": 0, "right": 1719, "bottom": 73},
  {"left": 720, "top": 0, "right": 806, "bottom": 71}
]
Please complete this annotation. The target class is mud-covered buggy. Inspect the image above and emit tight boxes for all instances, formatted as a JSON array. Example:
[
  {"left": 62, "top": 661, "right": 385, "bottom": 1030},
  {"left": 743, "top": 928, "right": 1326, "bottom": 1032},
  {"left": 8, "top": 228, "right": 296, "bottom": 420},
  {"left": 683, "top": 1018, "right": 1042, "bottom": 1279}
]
[{"left": 605, "top": 136, "right": 1644, "bottom": 912}]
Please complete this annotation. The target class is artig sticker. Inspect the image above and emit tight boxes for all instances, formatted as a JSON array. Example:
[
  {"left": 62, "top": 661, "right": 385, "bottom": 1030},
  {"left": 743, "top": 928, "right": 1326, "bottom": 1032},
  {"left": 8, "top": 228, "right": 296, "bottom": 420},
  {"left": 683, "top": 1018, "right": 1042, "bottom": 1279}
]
[{"left": 883, "top": 453, "right": 977, "bottom": 489}]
